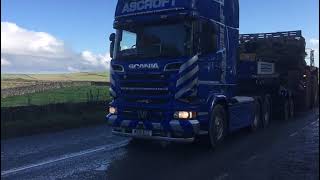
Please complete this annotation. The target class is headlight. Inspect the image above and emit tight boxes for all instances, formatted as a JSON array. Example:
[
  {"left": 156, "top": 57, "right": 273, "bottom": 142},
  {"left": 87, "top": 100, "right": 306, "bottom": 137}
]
[
  {"left": 109, "top": 106, "right": 117, "bottom": 114},
  {"left": 174, "top": 111, "right": 196, "bottom": 119}
]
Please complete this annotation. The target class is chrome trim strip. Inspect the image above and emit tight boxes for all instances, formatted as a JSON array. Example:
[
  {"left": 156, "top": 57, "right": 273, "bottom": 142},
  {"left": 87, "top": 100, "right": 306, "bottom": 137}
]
[
  {"left": 120, "top": 120, "right": 131, "bottom": 127},
  {"left": 121, "top": 87, "right": 169, "bottom": 91},
  {"left": 198, "top": 81, "right": 237, "bottom": 86},
  {"left": 112, "top": 131, "right": 195, "bottom": 143}
]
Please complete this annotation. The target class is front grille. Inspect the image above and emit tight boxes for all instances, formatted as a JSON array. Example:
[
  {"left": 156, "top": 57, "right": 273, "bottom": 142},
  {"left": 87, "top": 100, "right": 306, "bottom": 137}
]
[
  {"left": 120, "top": 81, "right": 168, "bottom": 88},
  {"left": 119, "top": 73, "right": 171, "bottom": 100},
  {"left": 124, "top": 98, "right": 168, "bottom": 104},
  {"left": 123, "top": 74, "right": 165, "bottom": 80},
  {"left": 122, "top": 110, "right": 165, "bottom": 122}
]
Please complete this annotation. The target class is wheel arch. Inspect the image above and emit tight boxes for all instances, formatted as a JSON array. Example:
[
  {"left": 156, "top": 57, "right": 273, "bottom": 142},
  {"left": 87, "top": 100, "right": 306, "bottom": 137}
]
[{"left": 208, "top": 95, "right": 229, "bottom": 129}]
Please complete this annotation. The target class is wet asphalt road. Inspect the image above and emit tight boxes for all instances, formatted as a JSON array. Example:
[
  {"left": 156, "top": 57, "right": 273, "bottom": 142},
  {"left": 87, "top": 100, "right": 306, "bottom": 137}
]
[{"left": 1, "top": 108, "right": 319, "bottom": 180}]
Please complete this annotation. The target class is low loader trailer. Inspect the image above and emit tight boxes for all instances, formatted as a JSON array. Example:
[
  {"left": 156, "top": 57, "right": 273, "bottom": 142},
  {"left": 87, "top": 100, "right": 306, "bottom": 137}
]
[{"left": 106, "top": 0, "right": 318, "bottom": 148}]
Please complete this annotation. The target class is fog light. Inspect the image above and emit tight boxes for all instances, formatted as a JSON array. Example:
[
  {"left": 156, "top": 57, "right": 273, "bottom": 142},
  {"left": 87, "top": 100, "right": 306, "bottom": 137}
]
[
  {"left": 174, "top": 111, "right": 196, "bottom": 119},
  {"left": 109, "top": 107, "right": 117, "bottom": 114}
]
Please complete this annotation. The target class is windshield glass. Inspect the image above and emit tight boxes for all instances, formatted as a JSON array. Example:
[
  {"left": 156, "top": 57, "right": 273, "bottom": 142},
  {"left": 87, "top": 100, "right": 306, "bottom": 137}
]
[{"left": 114, "top": 23, "right": 192, "bottom": 60}]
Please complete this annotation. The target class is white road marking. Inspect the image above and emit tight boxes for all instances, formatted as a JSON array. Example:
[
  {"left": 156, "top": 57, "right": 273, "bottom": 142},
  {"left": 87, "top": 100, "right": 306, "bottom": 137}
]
[
  {"left": 312, "top": 119, "right": 319, "bottom": 125},
  {"left": 214, "top": 173, "right": 229, "bottom": 180},
  {"left": 302, "top": 125, "right": 309, "bottom": 130},
  {"left": 1, "top": 139, "right": 129, "bottom": 177},
  {"left": 247, "top": 155, "right": 257, "bottom": 161},
  {"left": 290, "top": 119, "right": 319, "bottom": 137},
  {"left": 290, "top": 132, "right": 298, "bottom": 137}
]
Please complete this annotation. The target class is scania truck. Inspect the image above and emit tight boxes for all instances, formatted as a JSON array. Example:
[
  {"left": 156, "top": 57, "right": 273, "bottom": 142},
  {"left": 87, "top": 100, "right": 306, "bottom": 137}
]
[{"left": 106, "top": 0, "right": 318, "bottom": 148}]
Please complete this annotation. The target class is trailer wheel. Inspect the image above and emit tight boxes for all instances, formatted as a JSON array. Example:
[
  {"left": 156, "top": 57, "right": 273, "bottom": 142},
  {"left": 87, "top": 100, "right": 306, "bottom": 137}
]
[
  {"left": 262, "top": 96, "right": 271, "bottom": 128},
  {"left": 250, "top": 99, "right": 262, "bottom": 132},
  {"left": 289, "top": 97, "right": 294, "bottom": 118},
  {"left": 209, "top": 104, "right": 226, "bottom": 149}
]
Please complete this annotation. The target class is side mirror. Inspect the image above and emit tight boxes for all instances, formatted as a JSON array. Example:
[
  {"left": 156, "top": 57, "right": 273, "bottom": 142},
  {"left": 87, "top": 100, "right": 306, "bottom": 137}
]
[
  {"left": 109, "top": 33, "right": 115, "bottom": 42},
  {"left": 109, "top": 33, "right": 115, "bottom": 58}
]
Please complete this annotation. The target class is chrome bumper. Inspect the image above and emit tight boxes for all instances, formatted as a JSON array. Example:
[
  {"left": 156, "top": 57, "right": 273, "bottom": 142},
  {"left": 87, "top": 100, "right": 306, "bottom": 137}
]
[
  {"left": 112, "top": 130, "right": 195, "bottom": 143},
  {"left": 107, "top": 115, "right": 201, "bottom": 143},
  {"left": 107, "top": 115, "right": 200, "bottom": 134}
]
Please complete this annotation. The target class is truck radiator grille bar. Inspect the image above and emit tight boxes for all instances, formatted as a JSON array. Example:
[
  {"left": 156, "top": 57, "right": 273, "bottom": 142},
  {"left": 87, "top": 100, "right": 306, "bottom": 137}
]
[{"left": 118, "top": 73, "right": 170, "bottom": 103}]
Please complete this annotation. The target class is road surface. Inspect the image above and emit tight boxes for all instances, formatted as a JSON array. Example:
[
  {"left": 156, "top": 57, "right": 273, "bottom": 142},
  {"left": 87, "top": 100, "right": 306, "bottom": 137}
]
[{"left": 1, "top": 109, "right": 319, "bottom": 180}]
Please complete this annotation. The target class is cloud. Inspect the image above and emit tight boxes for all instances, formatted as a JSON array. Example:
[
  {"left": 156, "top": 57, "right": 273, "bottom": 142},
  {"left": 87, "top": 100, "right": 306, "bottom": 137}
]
[
  {"left": 1, "top": 57, "right": 11, "bottom": 66},
  {"left": 307, "top": 38, "right": 319, "bottom": 67},
  {"left": 1, "top": 22, "right": 110, "bottom": 73},
  {"left": 1, "top": 22, "right": 69, "bottom": 58},
  {"left": 309, "top": 39, "right": 319, "bottom": 46},
  {"left": 67, "top": 66, "right": 80, "bottom": 73}
]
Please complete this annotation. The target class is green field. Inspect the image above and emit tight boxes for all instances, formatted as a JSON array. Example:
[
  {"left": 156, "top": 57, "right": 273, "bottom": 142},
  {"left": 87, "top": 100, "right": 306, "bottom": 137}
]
[
  {"left": 1, "top": 85, "right": 111, "bottom": 107},
  {"left": 1, "top": 72, "right": 109, "bottom": 89}
]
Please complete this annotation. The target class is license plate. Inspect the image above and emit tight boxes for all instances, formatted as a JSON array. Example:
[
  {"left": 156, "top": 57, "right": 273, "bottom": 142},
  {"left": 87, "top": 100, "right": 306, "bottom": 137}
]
[{"left": 132, "top": 129, "right": 152, "bottom": 136}]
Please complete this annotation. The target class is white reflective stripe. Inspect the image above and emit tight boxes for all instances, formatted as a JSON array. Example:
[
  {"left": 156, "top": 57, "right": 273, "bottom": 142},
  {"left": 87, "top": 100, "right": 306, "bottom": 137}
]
[
  {"left": 110, "top": 77, "right": 115, "bottom": 86},
  {"left": 169, "top": 120, "right": 183, "bottom": 132},
  {"left": 189, "top": 89, "right": 198, "bottom": 97},
  {"left": 232, "top": 96, "right": 254, "bottom": 103},
  {"left": 179, "top": 54, "right": 199, "bottom": 73},
  {"left": 198, "top": 112, "right": 209, "bottom": 116},
  {"left": 110, "top": 88, "right": 117, "bottom": 97},
  {"left": 175, "top": 78, "right": 198, "bottom": 99},
  {"left": 176, "top": 65, "right": 199, "bottom": 87},
  {"left": 120, "top": 120, "right": 131, "bottom": 127}
]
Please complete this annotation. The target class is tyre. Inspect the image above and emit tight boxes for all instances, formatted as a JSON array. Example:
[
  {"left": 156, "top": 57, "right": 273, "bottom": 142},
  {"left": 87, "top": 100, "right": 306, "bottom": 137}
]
[
  {"left": 209, "top": 104, "right": 227, "bottom": 149},
  {"left": 289, "top": 97, "right": 294, "bottom": 118},
  {"left": 250, "top": 99, "right": 262, "bottom": 132},
  {"left": 262, "top": 95, "right": 271, "bottom": 128},
  {"left": 130, "top": 138, "right": 148, "bottom": 146},
  {"left": 282, "top": 98, "right": 290, "bottom": 121}
]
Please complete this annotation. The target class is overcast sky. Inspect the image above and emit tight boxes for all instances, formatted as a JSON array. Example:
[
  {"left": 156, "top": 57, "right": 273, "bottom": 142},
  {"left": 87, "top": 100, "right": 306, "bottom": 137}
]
[{"left": 1, "top": 0, "right": 319, "bottom": 73}]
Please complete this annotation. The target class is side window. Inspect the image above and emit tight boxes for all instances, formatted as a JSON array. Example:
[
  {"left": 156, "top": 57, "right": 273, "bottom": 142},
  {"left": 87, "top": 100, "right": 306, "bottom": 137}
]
[
  {"left": 200, "top": 22, "right": 217, "bottom": 54},
  {"left": 120, "top": 30, "right": 137, "bottom": 51}
]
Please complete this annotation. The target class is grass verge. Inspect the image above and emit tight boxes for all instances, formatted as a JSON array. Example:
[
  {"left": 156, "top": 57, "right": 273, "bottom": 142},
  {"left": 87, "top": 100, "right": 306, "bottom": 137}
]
[
  {"left": 1, "top": 85, "right": 111, "bottom": 107},
  {"left": 1, "top": 102, "right": 109, "bottom": 139}
]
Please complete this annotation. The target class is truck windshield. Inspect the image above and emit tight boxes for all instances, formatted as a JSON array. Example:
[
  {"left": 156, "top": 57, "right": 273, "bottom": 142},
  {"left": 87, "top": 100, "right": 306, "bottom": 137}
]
[{"left": 114, "top": 23, "right": 192, "bottom": 60}]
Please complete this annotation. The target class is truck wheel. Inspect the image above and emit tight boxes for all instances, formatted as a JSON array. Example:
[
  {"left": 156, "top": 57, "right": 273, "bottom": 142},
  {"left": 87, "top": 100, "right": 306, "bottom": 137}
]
[
  {"left": 282, "top": 99, "right": 289, "bottom": 121},
  {"left": 262, "top": 96, "right": 271, "bottom": 128},
  {"left": 130, "top": 138, "right": 147, "bottom": 146},
  {"left": 209, "top": 105, "right": 226, "bottom": 149},
  {"left": 250, "top": 100, "right": 262, "bottom": 132},
  {"left": 289, "top": 97, "right": 294, "bottom": 118}
]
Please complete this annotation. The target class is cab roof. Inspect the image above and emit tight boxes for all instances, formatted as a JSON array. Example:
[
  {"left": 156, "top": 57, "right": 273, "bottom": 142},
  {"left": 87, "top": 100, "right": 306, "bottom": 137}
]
[{"left": 114, "top": 0, "right": 239, "bottom": 28}]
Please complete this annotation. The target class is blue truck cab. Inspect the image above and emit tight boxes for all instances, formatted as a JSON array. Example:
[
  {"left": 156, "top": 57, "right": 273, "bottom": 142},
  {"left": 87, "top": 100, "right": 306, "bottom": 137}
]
[{"left": 106, "top": 0, "right": 306, "bottom": 147}]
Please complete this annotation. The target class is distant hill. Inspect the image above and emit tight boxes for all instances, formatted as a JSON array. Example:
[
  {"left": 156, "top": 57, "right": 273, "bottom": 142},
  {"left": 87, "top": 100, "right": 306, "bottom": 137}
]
[
  {"left": 1, "top": 72, "right": 109, "bottom": 89},
  {"left": 1, "top": 72, "right": 109, "bottom": 82}
]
